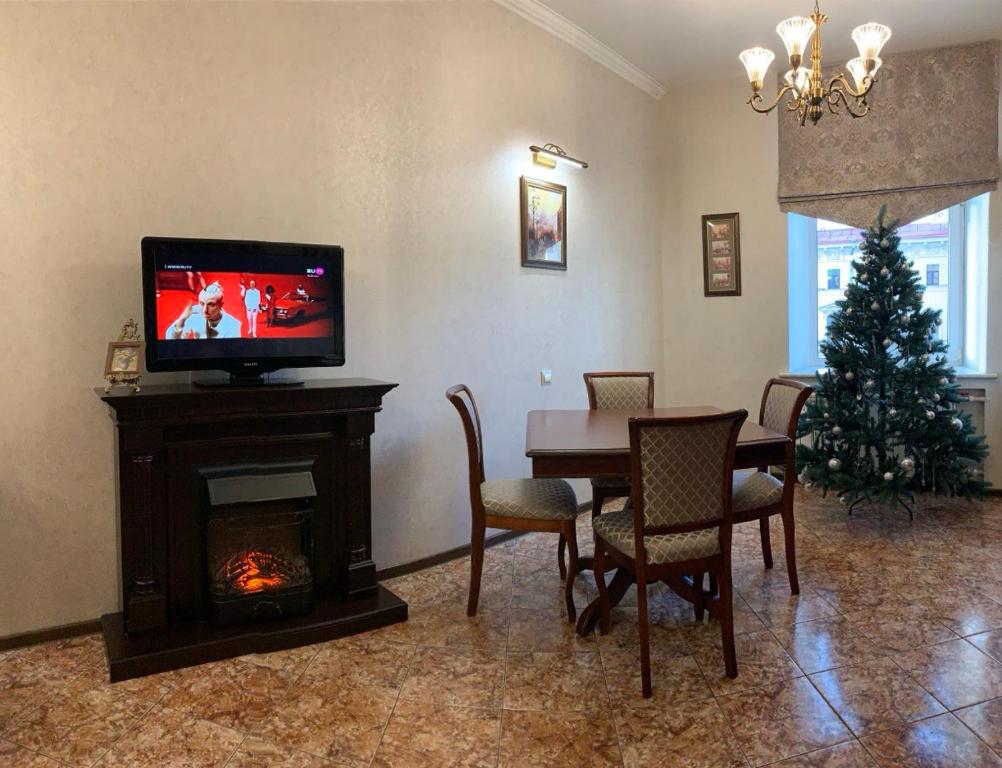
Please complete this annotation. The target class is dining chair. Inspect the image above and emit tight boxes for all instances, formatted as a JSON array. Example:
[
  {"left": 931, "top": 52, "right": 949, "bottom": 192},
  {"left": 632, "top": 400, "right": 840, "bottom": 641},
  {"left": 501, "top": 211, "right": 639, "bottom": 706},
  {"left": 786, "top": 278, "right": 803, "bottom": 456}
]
[
  {"left": 732, "top": 378, "right": 812, "bottom": 595},
  {"left": 446, "top": 384, "right": 581, "bottom": 621},
  {"left": 556, "top": 371, "right": 655, "bottom": 580},
  {"left": 592, "top": 409, "right": 748, "bottom": 697}
]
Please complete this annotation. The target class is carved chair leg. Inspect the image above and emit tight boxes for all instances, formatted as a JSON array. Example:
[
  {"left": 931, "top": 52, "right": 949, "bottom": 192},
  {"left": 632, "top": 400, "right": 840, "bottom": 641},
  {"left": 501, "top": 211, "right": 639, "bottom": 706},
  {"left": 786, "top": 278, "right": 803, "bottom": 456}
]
[
  {"left": 759, "top": 516, "right": 774, "bottom": 569},
  {"left": 563, "top": 522, "right": 579, "bottom": 624},
  {"left": 557, "top": 534, "right": 567, "bottom": 581},
  {"left": 467, "top": 520, "right": 486, "bottom": 617},
  {"left": 637, "top": 572, "right": 653, "bottom": 698},
  {"left": 717, "top": 564, "right": 738, "bottom": 679},
  {"left": 781, "top": 506, "right": 800, "bottom": 595},
  {"left": 593, "top": 535, "right": 611, "bottom": 635}
]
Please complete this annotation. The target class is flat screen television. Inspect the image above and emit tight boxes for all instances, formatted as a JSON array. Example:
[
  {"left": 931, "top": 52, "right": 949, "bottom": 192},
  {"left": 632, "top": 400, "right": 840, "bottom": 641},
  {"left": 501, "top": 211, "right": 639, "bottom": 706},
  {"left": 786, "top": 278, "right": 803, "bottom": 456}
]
[{"left": 142, "top": 237, "right": 344, "bottom": 384}]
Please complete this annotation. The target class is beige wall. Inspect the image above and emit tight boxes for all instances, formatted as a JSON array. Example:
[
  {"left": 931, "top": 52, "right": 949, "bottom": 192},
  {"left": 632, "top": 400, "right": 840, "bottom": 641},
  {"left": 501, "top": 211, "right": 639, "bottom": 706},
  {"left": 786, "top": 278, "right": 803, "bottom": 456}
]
[
  {"left": 658, "top": 76, "right": 1002, "bottom": 486},
  {"left": 0, "top": 1, "right": 663, "bottom": 636}
]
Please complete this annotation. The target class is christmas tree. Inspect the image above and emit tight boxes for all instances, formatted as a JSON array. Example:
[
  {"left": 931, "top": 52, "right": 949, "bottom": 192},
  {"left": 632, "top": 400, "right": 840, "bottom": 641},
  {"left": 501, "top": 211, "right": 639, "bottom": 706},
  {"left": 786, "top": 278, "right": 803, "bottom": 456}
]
[{"left": 797, "top": 208, "right": 989, "bottom": 514}]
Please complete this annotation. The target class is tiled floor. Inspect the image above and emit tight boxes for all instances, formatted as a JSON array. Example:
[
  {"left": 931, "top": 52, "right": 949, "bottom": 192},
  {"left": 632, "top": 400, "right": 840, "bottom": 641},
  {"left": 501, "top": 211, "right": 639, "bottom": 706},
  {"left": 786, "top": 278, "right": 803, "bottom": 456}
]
[{"left": 4, "top": 488, "right": 1002, "bottom": 766}]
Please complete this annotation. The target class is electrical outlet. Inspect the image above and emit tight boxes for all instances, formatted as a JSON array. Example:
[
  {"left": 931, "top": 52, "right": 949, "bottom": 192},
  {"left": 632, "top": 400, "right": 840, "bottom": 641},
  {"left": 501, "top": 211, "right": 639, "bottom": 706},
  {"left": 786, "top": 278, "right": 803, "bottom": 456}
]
[{"left": 540, "top": 369, "right": 552, "bottom": 385}]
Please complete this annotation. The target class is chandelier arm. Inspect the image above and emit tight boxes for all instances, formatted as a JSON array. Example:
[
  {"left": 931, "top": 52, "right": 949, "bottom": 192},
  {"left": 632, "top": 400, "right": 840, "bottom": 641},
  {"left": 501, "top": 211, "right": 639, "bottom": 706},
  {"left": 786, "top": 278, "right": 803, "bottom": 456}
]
[
  {"left": 827, "top": 72, "right": 874, "bottom": 100},
  {"left": 747, "top": 84, "right": 797, "bottom": 114},
  {"left": 828, "top": 81, "right": 870, "bottom": 118}
]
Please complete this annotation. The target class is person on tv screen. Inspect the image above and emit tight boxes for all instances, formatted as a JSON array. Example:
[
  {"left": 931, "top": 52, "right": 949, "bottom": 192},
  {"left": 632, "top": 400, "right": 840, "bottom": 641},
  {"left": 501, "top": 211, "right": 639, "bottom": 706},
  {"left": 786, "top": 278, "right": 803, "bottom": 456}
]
[
  {"left": 167, "top": 281, "right": 242, "bottom": 339},
  {"left": 240, "top": 278, "right": 262, "bottom": 338},
  {"left": 295, "top": 283, "right": 309, "bottom": 300},
  {"left": 263, "top": 285, "right": 275, "bottom": 327}
]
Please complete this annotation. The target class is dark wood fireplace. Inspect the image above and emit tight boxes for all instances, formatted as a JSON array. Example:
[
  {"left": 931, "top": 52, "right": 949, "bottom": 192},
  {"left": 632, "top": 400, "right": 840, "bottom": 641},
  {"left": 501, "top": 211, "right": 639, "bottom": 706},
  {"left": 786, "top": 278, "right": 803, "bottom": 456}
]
[{"left": 97, "top": 378, "right": 405, "bottom": 681}]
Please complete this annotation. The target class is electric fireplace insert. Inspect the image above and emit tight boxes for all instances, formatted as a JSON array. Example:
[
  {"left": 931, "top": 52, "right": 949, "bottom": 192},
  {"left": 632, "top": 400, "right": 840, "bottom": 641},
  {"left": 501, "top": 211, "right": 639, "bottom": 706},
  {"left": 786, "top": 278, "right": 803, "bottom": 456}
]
[{"left": 202, "top": 462, "right": 317, "bottom": 626}]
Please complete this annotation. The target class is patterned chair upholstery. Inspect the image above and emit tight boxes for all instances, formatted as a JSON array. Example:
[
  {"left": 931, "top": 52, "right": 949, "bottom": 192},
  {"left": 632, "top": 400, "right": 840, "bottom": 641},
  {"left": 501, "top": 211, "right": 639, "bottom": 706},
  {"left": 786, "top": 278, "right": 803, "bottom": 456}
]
[
  {"left": 593, "top": 510, "right": 719, "bottom": 563},
  {"left": 732, "top": 470, "right": 783, "bottom": 512},
  {"left": 481, "top": 478, "right": 578, "bottom": 520},
  {"left": 590, "top": 376, "right": 653, "bottom": 410}
]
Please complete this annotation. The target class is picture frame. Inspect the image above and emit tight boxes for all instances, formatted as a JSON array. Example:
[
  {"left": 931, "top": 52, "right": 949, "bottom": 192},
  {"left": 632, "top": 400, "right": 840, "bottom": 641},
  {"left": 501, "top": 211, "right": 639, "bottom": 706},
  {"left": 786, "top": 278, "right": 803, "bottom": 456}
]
[
  {"left": 701, "top": 212, "right": 741, "bottom": 297},
  {"left": 521, "top": 176, "right": 567, "bottom": 271},
  {"left": 104, "top": 340, "right": 143, "bottom": 388}
]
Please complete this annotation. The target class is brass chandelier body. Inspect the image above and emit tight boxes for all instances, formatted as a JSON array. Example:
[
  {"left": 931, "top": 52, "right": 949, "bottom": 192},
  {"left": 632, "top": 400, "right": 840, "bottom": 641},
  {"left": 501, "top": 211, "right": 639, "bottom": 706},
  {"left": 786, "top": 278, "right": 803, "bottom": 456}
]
[{"left": 740, "top": 1, "right": 891, "bottom": 126}]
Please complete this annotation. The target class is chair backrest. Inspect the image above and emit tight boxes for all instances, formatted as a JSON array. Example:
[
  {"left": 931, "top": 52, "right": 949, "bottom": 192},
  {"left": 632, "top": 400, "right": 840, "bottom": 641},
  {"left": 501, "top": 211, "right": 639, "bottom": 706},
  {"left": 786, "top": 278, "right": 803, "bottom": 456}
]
[
  {"left": 584, "top": 371, "right": 655, "bottom": 410},
  {"left": 628, "top": 410, "right": 747, "bottom": 555},
  {"left": 759, "top": 378, "right": 813, "bottom": 438},
  {"left": 446, "top": 385, "right": 486, "bottom": 508}
]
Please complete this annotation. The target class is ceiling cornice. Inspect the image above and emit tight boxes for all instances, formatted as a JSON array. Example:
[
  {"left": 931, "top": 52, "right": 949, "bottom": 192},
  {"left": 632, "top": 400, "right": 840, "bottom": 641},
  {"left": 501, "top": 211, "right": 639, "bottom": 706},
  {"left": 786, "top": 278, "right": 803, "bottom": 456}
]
[{"left": 493, "top": 0, "right": 667, "bottom": 100}]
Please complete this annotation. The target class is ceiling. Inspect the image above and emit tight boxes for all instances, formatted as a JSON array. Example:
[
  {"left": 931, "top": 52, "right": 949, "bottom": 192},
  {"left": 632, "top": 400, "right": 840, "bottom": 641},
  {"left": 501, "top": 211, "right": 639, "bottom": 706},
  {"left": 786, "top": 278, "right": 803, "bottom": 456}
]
[{"left": 538, "top": 0, "right": 1002, "bottom": 90}]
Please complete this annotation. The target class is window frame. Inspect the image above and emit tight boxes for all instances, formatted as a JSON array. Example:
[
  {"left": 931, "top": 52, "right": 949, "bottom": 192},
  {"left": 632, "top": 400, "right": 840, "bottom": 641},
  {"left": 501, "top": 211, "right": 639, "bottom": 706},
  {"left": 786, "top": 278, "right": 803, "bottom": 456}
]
[{"left": 790, "top": 201, "right": 974, "bottom": 372}]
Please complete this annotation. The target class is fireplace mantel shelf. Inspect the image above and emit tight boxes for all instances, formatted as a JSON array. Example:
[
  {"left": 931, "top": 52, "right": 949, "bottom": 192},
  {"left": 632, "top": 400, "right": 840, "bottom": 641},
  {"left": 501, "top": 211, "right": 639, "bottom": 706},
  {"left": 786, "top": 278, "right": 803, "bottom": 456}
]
[{"left": 97, "top": 377, "right": 405, "bottom": 681}]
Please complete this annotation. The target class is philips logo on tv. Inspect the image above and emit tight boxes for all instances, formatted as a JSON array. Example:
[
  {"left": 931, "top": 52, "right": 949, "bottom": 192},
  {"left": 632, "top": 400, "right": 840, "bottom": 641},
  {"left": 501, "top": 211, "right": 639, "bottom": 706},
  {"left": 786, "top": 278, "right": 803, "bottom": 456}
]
[{"left": 306, "top": 267, "right": 325, "bottom": 277}]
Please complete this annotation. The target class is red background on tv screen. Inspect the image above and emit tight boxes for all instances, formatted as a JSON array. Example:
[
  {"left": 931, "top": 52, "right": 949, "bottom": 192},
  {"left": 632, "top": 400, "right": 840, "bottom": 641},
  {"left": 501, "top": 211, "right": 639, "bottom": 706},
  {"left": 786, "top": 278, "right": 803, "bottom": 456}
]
[{"left": 155, "top": 271, "right": 334, "bottom": 340}]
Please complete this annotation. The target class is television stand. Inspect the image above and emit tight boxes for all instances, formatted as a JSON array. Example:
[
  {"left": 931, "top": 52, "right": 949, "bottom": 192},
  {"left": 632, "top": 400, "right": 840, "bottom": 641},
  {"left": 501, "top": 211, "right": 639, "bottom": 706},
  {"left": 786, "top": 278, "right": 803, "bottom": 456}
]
[{"left": 193, "top": 372, "right": 305, "bottom": 388}]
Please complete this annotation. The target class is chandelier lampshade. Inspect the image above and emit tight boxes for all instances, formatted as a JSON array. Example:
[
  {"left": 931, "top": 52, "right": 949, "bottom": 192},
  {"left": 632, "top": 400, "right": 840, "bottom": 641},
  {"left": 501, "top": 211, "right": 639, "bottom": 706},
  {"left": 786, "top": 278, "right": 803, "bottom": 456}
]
[
  {"left": 739, "top": 0, "right": 890, "bottom": 125},
  {"left": 846, "top": 56, "right": 881, "bottom": 91},
  {"left": 852, "top": 23, "right": 892, "bottom": 64},
  {"left": 784, "top": 67, "right": 812, "bottom": 96},
  {"left": 776, "top": 16, "right": 816, "bottom": 68},
  {"left": 739, "top": 47, "right": 776, "bottom": 91}
]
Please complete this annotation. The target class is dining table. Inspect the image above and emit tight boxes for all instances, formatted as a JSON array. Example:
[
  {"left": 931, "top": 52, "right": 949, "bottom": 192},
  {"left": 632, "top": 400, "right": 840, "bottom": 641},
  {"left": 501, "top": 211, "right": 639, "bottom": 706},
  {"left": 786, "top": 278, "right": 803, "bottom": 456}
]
[{"left": 525, "top": 406, "right": 791, "bottom": 636}]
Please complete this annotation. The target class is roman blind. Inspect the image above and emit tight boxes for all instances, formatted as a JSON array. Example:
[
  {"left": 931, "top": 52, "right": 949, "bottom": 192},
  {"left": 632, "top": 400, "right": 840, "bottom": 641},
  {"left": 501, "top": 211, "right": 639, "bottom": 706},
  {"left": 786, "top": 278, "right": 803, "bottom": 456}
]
[{"left": 777, "top": 40, "right": 1000, "bottom": 229}]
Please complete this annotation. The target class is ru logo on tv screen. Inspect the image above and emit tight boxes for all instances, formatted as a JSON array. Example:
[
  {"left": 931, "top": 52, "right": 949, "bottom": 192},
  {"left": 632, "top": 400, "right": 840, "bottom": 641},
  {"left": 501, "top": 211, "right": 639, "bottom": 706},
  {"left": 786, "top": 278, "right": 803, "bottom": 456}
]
[{"left": 306, "top": 267, "right": 325, "bottom": 277}]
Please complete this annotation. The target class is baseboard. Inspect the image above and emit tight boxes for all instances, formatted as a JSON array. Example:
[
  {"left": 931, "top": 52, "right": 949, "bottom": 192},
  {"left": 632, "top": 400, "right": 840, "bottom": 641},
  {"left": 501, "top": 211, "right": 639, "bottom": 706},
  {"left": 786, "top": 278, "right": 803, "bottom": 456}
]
[
  {"left": 986, "top": 488, "right": 1002, "bottom": 497},
  {"left": 0, "top": 618, "right": 103, "bottom": 652},
  {"left": 375, "top": 530, "right": 524, "bottom": 581}
]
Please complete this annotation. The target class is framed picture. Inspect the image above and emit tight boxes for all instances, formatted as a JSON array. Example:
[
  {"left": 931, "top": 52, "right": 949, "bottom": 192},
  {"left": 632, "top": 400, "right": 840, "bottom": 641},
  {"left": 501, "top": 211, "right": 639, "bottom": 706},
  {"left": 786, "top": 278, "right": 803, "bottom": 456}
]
[
  {"left": 104, "top": 340, "right": 143, "bottom": 377},
  {"left": 521, "top": 176, "right": 566, "bottom": 270},
  {"left": 701, "top": 212, "right": 741, "bottom": 296}
]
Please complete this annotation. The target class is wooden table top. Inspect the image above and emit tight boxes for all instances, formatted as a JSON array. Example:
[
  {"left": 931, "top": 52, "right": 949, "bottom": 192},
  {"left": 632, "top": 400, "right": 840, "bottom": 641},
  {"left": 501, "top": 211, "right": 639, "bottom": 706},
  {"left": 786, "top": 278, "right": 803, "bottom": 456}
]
[{"left": 525, "top": 407, "right": 790, "bottom": 456}]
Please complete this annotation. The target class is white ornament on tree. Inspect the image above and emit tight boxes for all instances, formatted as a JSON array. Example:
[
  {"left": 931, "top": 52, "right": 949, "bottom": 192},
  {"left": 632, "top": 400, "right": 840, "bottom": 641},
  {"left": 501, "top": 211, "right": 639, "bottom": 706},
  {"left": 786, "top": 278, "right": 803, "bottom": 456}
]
[
  {"left": 845, "top": 371, "right": 855, "bottom": 381},
  {"left": 952, "top": 417, "right": 964, "bottom": 430},
  {"left": 828, "top": 458, "right": 842, "bottom": 471},
  {"left": 882, "top": 338, "right": 891, "bottom": 348},
  {"left": 832, "top": 425, "right": 843, "bottom": 435},
  {"left": 880, "top": 238, "right": 890, "bottom": 248},
  {"left": 900, "top": 457, "right": 915, "bottom": 473},
  {"left": 870, "top": 300, "right": 880, "bottom": 311},
  {"left": 880, "top": 267, "right": 890, "bottom": 277},
  {"left": 889, "top": 408, "right": 898, "bottom": 417},
  {"left": 883, "top": 471, "right": 894, "bottom": 482},
  {"left": 926, "top": 411, "right": 936, "bottom": 420}
]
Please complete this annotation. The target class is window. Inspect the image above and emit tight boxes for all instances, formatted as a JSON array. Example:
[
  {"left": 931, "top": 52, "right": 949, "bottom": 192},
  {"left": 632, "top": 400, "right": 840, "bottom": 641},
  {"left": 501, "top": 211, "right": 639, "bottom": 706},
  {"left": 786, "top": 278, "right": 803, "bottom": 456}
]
[{"left": 788, "top": 194, "right": 990, "bottom": 373}]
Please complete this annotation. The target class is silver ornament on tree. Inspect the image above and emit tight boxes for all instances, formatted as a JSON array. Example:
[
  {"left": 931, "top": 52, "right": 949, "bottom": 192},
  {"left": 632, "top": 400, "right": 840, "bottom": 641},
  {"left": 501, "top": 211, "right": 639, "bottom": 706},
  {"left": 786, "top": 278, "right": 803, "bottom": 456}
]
[
  {"left": 939, "top": 377, "right": 949, "bottom": 386},
  {"left": 926, "top": 411, "right": 935, "bottom": 420},
  {"left": 880, "top": 238, "right": 890, "bottom": 248},
  {"left": 880, "top": 267, "right": 890, "bottom": 277},
  {"left": 952, "top": 417, "right": 964, "bottom": 430},
  {"left": 870, "top": 300, "right": 880, "bottom": 311},
  {"left": 933, "top": 394, "right": 940, "bottom": 402},
  {"left": 832, "top": 425, "right": 843, "bottom": 435},
  {"left": 883, "top": 471, "right": 894, "bottom": 482},
  {"left": 861, "top": 273, "right": 869, "bottom": 283},
  {"left": 858, "top": 242, "right": 868, "bottom": 252},
  {"left": 845, "top": 371, "right": 855, "bottom": 381},
  {"left": 888, "top": 408, "right": 898, "bottom": 417},
  {"left": 935, "top": 316, "right": 943, "bottom": 326},
  {"left": 901, "top": 313, "right": 910, "bottom": 324},
  {"left": 864, "top": 378, "right": 876, "bottom": 392},
  {"left": 828, "top": 458, "right": 842, "bottom": 471},
  {"left": 900, "top": 457, "right": 915, "bottom": 473},
  {"left": 882, "top": 337, "right": 891, "bottom": 348}
]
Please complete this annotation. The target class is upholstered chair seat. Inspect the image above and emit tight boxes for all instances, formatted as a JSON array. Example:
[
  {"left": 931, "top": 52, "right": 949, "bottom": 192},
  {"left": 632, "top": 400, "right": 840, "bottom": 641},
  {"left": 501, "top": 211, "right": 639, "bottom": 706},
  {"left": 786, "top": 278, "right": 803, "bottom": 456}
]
[
  {"left": 480, "top": 478, "right": 578, "bottom": 521},
  {"left": 732, "top": 471, "right": 784, "bottom": 513},
  {"left": 592, "top": 509, "right": 720, "bottom": 564}
]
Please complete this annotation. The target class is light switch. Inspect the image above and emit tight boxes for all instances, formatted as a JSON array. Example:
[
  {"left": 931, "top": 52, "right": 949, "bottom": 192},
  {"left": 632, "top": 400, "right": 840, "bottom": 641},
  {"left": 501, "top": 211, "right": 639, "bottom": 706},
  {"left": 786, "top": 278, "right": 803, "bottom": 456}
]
[{"left": 540, "top": 369, "right": 552, "bottom": 384}]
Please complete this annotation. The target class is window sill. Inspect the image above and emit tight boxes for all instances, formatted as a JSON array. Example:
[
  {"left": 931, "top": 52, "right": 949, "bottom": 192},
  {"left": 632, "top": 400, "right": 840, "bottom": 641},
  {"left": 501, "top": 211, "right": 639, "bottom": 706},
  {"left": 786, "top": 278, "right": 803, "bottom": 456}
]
[{"left": 781, "top": 370, "right": 997, "bottom": 381}]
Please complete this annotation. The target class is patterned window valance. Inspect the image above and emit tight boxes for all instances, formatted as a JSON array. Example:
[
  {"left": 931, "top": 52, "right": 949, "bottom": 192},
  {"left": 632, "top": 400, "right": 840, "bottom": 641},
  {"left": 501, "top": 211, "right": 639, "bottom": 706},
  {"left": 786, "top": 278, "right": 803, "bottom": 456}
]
[{"left": 777, "top": 40, "right": 1000, "bottom": 229}]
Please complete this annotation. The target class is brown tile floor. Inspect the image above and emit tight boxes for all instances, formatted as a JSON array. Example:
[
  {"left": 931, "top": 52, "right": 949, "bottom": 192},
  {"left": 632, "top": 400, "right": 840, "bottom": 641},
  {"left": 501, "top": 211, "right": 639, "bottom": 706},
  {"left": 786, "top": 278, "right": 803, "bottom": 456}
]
[{"left": 4, "top": 488, "right": 1002, "bottom": 766}]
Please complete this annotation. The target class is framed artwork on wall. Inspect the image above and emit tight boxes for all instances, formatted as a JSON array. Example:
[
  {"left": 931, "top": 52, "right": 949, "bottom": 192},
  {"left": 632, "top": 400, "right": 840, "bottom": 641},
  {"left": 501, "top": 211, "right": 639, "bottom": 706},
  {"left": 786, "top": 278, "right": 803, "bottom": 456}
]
[
  {"left": 701, "top": 212, "right": 741, "bottom": 296},
  {"left": 521, "top": 176, "right": 566, "bottom": 270}
]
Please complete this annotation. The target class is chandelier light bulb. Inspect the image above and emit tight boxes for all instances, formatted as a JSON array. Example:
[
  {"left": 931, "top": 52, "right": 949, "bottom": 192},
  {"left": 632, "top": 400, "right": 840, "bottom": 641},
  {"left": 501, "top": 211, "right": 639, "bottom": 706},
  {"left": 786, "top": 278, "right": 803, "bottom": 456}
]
[
  {"left": 740, "top": 48, "right": 775, "bottom": 92},
  {"left": 852, "top": 23, "right": 892, "bottom": 65},
  {"left": 776, "top": 16, "right": 816, "bottom": 68},
  {"left": 784, "top": 67, "right": 811, "bottom": 95}
]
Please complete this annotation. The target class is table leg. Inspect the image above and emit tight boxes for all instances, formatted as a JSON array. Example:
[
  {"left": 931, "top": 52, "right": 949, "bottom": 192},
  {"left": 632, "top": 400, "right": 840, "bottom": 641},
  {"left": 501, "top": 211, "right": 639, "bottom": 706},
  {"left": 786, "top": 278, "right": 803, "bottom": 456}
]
[{"left": 576, "top": 568, "right": 634, "bottom": 636}]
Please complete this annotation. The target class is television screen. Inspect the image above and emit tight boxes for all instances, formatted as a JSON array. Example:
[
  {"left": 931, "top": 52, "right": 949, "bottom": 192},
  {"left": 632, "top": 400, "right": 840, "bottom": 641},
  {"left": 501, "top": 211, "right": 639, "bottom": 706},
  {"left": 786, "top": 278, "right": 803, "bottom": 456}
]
[{"left": 142, "top": 237, "right": 344, "bottom": 376}]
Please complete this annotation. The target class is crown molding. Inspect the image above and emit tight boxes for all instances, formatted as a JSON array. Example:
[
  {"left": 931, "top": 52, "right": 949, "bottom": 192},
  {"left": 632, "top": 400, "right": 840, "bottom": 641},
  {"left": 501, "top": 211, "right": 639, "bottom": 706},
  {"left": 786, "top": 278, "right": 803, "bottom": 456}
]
[{"left": 493, "top": 0, "right": 666, "bottom": 100}]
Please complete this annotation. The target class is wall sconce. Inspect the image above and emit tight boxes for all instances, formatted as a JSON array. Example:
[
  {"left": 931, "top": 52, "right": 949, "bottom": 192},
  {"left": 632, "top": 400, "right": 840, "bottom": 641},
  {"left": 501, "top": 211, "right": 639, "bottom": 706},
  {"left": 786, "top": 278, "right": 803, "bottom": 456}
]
[{"left": 530, "top": 143, "right": 588, "bottom": 169}]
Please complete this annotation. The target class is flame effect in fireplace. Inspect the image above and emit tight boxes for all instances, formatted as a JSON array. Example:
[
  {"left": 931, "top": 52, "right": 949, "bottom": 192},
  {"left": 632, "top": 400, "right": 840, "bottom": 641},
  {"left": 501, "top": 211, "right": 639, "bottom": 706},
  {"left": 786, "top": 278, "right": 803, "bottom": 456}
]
[{"left": 213, "top": 549, "right": 308, "bottom": 595}]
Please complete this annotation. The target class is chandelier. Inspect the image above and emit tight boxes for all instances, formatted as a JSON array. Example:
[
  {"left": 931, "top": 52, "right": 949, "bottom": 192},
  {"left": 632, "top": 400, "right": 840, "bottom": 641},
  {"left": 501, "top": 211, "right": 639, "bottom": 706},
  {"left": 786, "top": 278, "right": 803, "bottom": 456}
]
[{"left": 739, "top": 1, "right": 890, "bottom": 126}]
